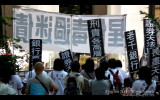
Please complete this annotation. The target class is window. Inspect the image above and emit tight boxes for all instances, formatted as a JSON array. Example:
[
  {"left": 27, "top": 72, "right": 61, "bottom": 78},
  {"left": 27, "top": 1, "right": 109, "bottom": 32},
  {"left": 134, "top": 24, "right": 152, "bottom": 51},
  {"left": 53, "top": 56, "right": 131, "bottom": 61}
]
[
  {"left": 60, "top": 5, "right": 92, "bottom": 15},
  {"left": 149, "top": 5, "right": 160, "bottom": 22}
]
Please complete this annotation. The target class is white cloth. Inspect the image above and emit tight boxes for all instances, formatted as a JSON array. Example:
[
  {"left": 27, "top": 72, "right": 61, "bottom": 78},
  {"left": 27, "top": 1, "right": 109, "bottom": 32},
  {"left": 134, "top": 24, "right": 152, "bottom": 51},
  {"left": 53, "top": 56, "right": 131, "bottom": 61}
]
[
  {"left": 0, "top": 83, "right": 17, "bottom": 95},
  {"left": 116, "top": 67, "right": 130, "bottom": 79},
  {"left": 22, "top": 69, "right": 48, "bottom": 83},
  {"left": 105, "top": 68, "right": 124, "bottom": 87},
  {"left": 8, "top": 75, "right": 23, "bottom": 95},
  {"left": 131, "top": 80, "right": 156, "bottom": 96},
  {"left": 48, "top": 70, "right": 68, "bottom": 95}
]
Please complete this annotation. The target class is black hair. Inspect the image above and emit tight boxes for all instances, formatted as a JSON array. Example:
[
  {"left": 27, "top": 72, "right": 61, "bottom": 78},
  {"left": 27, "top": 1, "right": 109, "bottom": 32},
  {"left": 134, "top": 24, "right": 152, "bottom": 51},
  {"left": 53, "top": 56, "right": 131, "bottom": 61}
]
[
  {"left": 85, "top": 58, "right": 95, "bottom": 73},
  {"left": 138, "top": 67, "right": 152, "bottom": 85},
  {"left": 124, "top": 78, "right": 132, "bottom": 87},
  {"left": 0, "top": 69, "right": 14, "bottom": 83},
  {"left": 53, "top": 58, "right": 65, "bottom": 71},
  {"left": 95, "top": 67, "right": 105, "bottom": 80},
  {"left": 71, "top": 61, "right": 80, "bottom": 72},
  {"left": 108, "top": 58, "right": 117, "bottom": 69},
  {"left": 116, "top": 60, "right": 122, "bottom": 68},
  {"left": 99, "top": 60, "right": 109, "bottom": 71},
  {"left": 81, "top": 64, "right": 86, "bottom": 70}
]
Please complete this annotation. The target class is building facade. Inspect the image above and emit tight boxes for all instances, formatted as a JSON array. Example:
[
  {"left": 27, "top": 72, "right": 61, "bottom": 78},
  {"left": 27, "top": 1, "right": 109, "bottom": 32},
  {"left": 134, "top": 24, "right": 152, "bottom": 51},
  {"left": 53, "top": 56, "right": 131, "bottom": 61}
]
[{"left": 1, "top": 5, "right": 155, "bottom": 71}]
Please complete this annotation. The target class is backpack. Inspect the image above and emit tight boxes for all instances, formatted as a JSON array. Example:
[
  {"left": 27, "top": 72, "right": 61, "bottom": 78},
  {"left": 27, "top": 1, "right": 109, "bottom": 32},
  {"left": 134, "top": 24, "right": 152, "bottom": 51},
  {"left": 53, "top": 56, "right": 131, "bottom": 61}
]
[
  {"left": 108, "top": 69, "right": 122, "bottom": 94},
  {"left": 64, "top": 73, "right": 80, "bottom": 95}
]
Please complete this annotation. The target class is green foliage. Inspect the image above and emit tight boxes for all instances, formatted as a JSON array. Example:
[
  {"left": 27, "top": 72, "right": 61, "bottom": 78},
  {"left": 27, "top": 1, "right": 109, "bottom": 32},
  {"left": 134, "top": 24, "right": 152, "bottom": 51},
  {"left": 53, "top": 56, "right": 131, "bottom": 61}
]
[
  {"left": 0, "top": 17, "right": 15, "bottom": 26},
  {"left": 140, "top": 10, "right": 160, "bottom": 30},
  {"left": 0, "top": 16, "right": 21, "bottom": 72},
  {"left": 60, "top": 5, "right": 80, "bottom": 15}
]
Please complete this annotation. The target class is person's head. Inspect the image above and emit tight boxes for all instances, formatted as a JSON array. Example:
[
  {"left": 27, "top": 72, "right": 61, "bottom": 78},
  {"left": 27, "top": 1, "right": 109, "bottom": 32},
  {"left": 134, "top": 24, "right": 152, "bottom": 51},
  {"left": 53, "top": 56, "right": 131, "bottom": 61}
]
[
  {"left": 81, "top": 64, "right": 86, "bottom": 70},
  {"left": 85, "top": 58, "right": 95, "bottom": 73},
  {"left": 138, "top": 66, "right": 152, "bottom": 85},
  {"left": 140, "top": 54, "right": 149, "bottom": 67},
  {"left": 99, "top": 60, "right": 109, "bottom": 71},
  {"left": 34, "top": 62, "right": 44, "bottom": 75},
  {"left": 108, "top": 58, "right": 117, "bottom": 69},
  {"left": 71, "top": 61, "right": 80, "bottom": 72},
  {"left": 32, "top": 58, "right": 42, "bottom": 68},
  {"left": 124, "top": 78, "right": 132, "bottom": 87},
  {"left": 0, "top": 69, "right": 15, "bottom": 83},
  {"left": 95, "top": 67, "right": 105, "bottom": 80},
  {"left": 53, "top": 58, "right": 65, "bottom": 71},
  {"left": 116, "top": 60, "right": 122, "bottom": 68}
]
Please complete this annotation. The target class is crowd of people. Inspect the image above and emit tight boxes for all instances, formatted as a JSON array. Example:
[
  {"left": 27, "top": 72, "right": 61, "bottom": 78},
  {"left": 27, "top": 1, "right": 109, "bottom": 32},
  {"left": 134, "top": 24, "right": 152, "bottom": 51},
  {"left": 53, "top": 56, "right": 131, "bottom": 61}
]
[{"left": 0, "top": 57, "right": 159, "bottom": 96}]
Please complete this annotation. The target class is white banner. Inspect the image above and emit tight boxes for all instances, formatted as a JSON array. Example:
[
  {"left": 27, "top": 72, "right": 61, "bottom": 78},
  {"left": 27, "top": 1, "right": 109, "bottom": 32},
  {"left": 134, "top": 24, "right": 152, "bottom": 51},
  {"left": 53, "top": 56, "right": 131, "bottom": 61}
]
[
  {"left": 13, "top": 8, "right": 71, "bottom": 52},
  {"left": 13, "top": 8, "right": 126, "bottom": 54},
  {"left": 72, "top": 15, "right": 126, "bottom": 54}
]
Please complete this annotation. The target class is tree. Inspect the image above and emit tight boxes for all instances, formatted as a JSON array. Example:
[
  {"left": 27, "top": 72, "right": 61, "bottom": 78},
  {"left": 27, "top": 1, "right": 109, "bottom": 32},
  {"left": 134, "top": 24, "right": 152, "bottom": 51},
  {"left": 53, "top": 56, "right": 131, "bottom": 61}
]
[
  {"left": 0, "top": 16, "right": 22, "bottom": 82},
  {"left": 140, "top": 10, "right": 160, "bottom": 31}
]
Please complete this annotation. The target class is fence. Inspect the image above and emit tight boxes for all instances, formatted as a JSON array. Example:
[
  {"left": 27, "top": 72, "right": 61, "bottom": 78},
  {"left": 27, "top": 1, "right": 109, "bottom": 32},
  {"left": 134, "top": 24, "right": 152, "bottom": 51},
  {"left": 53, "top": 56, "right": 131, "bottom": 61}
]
[{"left": 16, "top": 69, "right": 53, "bottom": 81}]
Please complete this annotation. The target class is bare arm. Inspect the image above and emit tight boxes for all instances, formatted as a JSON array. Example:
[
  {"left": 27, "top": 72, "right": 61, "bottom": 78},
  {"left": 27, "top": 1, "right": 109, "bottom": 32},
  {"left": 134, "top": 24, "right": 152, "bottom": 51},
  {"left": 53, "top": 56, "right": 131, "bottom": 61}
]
[{"left": 50, "top": 82, "right": 58, "bottom": 95}]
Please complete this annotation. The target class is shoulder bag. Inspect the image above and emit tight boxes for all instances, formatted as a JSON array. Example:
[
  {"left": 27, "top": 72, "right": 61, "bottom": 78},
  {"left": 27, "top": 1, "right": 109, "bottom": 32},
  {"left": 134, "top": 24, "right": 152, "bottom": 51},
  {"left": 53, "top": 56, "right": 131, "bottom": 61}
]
[{"left": 35, "top": 76, "right": 49, "bottom": 95}]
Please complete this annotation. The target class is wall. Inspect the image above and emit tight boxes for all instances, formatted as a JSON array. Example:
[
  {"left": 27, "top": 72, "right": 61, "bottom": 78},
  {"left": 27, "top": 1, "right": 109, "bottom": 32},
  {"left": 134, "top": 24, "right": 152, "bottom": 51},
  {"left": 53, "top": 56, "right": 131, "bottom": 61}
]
[
  {"left": 1, "top": 5, "right": 20, "bottom": 37},
  {"left": 107, "top": 5, "right": 149, "bottom": 70},
  {"left": 20, "top": 5, "right": 59, "bottom": 13},
  {"left": 121, "top": 5, "right": 149, "bottom": 58},
  {"left": 92, "top": 5, "right": 107, "bottom": 15}
]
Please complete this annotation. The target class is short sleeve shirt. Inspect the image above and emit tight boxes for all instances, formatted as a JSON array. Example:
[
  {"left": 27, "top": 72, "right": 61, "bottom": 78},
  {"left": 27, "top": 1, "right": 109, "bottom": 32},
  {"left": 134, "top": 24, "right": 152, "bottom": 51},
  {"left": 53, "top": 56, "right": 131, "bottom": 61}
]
[
  {"left": 0, "top": 84, "right": 17, "bottom": 95},
  {"left": 26, "top": 75, "right": 53, "bottom": 95},
  {"left": 48, "top": 70, "right": 68, "bottom": 95},
  {"left": 131, "top": 80, "right": 156, "bottom": 96}
]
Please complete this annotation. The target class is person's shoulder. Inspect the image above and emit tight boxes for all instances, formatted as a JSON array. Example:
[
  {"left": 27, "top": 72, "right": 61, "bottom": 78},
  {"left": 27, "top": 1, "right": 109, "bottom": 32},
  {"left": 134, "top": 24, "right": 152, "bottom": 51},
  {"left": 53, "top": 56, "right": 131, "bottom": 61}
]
[
  {"left": 48, "top": 71, "right": 51, "bottom": 75},
  {"left": 43, "top": 70, "right": 47, "bottom": 74},
  {"left": 14, "top": 74, "right": 21, "bottom": 78},
  {"left": 77, "top": 74, "right": 85, "bottom": 80},
  {"left": 62, "top": 70, "right": 68, "bottom": 74},
  {"left": 64, "top": 75, "right": 68, "bottom": 79},
  {"left": 25, "top": 71, "right": 30, "bottom": 75},
  {"left": 41, "top": 75, "right": 52, "bottom": 81},
  {"left": 151, "top": 80, "right": 157, "bottom": 85},
  {"left": 106, "top": 69, "right": 110, "bottom": 73},
  {"left": 117, "top": 67, "right": 126, "bottom": 72},
  {"left": 80, "top": 70, "right": 85, "bottom": 74},
  {"left": 12, "top": 75, "right": 22, "bottom": 81},
  {"left": 109, "top": 68, "right": 116, "bottom": 71},
  {"left": 47, "top": 76, "right": 53, "bottom": 80},
  {"left": 28, "top": 77, "right": 34, "bottom": 81},
  {"left": 79, "top": 74, "right": 84, "bottom": 78},
  {"left": 4, "top": 84, "right": 17, "bottom": 95},
  {"left": 133, "top": 79, "right": 143, "bottom": 84}
]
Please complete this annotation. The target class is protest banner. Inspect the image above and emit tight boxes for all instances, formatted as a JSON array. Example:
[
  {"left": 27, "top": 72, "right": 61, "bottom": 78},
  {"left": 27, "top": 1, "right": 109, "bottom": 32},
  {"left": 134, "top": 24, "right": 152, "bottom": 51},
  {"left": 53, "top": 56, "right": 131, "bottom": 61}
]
[
  {"left": 59, "top": 49, "right": 73, "bottom": 72},
  {"left": 125, "top": 30, "right": 139, "bottom": 73},
  {"left": 87, "top": 19, "right": 105, "bottom": 57}
]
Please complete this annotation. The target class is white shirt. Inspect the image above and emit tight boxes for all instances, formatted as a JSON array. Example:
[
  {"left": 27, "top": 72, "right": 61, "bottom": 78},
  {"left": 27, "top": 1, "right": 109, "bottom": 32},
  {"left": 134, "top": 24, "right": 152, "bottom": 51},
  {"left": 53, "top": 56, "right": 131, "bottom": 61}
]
[
  {"left": 22, "top": 69, "right": 48, "bottom": 83},
  {"left": 105, "top": 68, "right": 124, "bottom": 87},
  {"left": 9, "top": 75, "right": 23, "bottom": 95},
  {"left": 116, "top": 67, "right": 130, "bottom": 79},
  {"left": 48, "top": 70, "right": 68, "bottom": 95},
  {"left": 0, "top": 83, "right": 17, "bottom": 95},
  {"left": 131, "top": 80, "right": 156, "bottom": 96}
]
